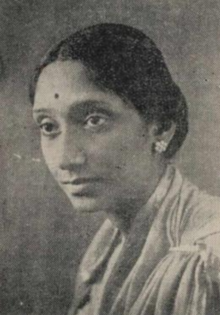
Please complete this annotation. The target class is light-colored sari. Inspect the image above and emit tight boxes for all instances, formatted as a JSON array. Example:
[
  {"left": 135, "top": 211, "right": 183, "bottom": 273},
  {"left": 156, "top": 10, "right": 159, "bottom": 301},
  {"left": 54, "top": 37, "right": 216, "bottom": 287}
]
[{"left": 69, "top": 165, "right": 220, "bottom": 315}]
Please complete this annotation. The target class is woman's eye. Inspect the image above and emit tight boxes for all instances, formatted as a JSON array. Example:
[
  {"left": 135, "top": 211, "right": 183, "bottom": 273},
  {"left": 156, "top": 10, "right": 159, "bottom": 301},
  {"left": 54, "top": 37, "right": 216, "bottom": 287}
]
[
  {"left": 84, "top": 115, "right": 108, "bottom": 129},
  {"left": 39, "top": 119, "right": 60, "bottom": 136}
]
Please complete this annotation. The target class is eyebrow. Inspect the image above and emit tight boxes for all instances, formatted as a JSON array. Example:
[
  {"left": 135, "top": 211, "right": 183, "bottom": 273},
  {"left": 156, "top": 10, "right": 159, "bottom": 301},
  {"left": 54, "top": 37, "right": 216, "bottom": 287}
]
[
  {"left": 33, "top": 100, "right": 116, "bottom": 117},
  {"left": 33, "top": 108, "right": 51, "bottom": 114}
]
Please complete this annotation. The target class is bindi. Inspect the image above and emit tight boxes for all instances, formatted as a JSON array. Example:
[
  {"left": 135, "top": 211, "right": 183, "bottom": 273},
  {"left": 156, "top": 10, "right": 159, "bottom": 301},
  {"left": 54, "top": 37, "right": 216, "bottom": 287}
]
[{"left": 54, "top": 93, "right": 59, "bottom": 99}]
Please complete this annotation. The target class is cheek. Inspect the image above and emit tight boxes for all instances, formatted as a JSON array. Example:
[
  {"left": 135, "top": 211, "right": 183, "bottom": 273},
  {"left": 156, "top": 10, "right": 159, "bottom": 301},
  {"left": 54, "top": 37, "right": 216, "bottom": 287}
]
[
  {"left": 89, "top": 131, "right": 151, "bottom": 175},
  {"left": 41, "top": 140, "right": 59, "bottom": 176},
  {"left": 88, "top": 135, "right": 128, "bottom": 168}
]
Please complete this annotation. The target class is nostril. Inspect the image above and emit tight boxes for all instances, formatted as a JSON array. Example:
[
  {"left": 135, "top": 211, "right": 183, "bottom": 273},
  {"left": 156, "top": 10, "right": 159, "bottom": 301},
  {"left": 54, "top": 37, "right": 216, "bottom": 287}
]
[{"left": 59, "top": 151, "right": 87, "bottom": 171}]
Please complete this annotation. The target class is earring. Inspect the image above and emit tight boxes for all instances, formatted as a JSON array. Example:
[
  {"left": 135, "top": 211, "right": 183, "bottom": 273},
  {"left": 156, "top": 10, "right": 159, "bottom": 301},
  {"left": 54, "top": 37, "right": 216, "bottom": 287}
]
[{"left": 155, "top": 140, "right": 168, "bottom": 154}]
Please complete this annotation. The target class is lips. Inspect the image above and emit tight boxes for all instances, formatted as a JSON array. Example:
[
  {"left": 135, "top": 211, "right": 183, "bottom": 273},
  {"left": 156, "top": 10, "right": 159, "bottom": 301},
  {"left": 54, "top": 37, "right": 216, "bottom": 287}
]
[
  {"left": 61, "top": 177, "right": 103, "bottom": 185},
  {"left": 60, "top": 177, "right": 104, "bottom": 196}
]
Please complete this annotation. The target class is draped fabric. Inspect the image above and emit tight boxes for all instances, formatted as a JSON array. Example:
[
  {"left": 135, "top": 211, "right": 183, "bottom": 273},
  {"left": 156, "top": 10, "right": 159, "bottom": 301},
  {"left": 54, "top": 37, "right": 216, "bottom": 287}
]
[{"left": 68, "top": 165, "right": 220, "bottom": 315}]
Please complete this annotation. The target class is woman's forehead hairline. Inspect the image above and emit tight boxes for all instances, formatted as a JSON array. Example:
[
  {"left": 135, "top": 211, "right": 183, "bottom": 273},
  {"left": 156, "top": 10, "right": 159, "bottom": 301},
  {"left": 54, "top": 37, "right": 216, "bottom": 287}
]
[{"left": 35, "top": 61, "right": 136, "bottom": 110}]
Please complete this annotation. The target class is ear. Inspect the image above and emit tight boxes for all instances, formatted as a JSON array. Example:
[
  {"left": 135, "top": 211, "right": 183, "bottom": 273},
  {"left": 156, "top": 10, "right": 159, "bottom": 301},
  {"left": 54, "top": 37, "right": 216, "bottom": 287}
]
[
  {"left": 154, "top": 121, "right": 176, "bottom": 146},
  {"left": 149, "top": 121, "right": 176, "bottom": 155}
]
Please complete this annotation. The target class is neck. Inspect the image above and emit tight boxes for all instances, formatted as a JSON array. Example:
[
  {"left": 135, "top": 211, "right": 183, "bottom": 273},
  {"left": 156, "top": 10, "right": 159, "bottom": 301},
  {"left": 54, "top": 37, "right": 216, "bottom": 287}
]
[{"left": 107, "top": 160, "right": 167, "bottom": 237}]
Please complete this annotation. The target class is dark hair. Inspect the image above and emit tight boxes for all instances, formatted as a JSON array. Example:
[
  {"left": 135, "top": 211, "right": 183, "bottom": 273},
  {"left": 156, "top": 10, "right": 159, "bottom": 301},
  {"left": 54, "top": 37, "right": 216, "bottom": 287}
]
[{"left": 30, "top": 23, "right": 188, "bottom": 158}]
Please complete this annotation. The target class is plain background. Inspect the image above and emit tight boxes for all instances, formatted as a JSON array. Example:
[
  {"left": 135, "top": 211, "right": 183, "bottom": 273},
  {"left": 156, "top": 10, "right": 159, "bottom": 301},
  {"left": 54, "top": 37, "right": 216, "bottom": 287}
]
[{"left": 1, "top": 0, "right": 220, "bottom": 314}]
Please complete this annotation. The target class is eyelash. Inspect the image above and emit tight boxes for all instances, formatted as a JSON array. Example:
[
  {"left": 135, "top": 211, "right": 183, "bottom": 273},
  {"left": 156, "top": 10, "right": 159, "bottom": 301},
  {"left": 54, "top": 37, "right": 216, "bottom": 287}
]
[
  {"left": 39, "top": 120, "right": 60, "bottom": 137},
  {"left": 38, "top": 113, "right": 110, "bottom": 137},
  {"left": 84, "top": 114, "right": 108, "bottom": 129}
]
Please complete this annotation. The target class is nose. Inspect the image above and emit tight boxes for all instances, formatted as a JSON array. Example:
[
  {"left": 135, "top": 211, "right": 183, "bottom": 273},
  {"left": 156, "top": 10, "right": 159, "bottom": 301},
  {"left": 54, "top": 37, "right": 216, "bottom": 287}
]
[{"left": 58, "top": 130, "right": 87, "bottom": 171}]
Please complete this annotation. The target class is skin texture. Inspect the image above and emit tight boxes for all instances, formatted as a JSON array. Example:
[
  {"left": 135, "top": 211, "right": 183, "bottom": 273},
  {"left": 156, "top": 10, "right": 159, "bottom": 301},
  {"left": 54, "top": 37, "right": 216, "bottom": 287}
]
[{"left": 33, "top": 61, "right": 167, "bottom": 234}]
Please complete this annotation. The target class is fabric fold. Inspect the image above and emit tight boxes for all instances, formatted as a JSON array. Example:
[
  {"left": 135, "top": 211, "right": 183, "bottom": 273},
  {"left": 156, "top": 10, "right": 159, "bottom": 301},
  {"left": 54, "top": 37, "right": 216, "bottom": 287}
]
[{"left": 71, "top": 165, "right": 220, "bottom": 315}]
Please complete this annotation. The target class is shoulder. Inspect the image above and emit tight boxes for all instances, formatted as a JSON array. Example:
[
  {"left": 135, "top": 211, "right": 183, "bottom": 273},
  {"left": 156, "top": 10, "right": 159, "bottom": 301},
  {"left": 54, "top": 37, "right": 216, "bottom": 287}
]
[{"left": 178, "top": 173, "right": 220, "bottom": 247}]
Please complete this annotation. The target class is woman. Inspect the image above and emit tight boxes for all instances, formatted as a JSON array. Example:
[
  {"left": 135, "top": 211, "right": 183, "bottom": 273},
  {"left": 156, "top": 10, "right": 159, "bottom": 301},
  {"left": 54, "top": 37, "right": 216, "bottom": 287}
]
[{"left": 30, "top": 23, "right": 220, "bottom": 315}]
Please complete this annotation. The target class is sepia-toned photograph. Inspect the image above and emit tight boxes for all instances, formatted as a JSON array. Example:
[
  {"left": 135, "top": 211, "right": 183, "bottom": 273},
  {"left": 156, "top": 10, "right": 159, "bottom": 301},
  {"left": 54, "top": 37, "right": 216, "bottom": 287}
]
[{"left": 1, "top": 1, "right": 220, "bottom": 314}]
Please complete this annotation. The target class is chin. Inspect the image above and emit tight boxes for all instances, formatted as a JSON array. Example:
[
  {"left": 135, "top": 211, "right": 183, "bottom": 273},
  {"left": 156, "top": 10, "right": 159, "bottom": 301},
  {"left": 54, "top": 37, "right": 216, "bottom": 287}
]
[{"left": 67, "top": 195, "right": 104, "bottom": 213}]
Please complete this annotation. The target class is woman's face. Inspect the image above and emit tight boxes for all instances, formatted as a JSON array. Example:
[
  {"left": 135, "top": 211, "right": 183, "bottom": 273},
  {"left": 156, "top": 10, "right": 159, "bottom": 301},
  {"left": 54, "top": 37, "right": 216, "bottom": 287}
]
[{"left": 33, "top": 61, "right": 159, "bottom": 214}]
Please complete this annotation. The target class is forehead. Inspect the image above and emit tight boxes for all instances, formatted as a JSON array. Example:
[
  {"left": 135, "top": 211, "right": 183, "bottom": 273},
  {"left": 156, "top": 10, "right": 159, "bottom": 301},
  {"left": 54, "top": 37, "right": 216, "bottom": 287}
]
[
  {"left": 33, "top": 60, "right": 135, "bottom": 115},
  {"left": 34, "top": 61, "right": 97, "bottom": 105}
]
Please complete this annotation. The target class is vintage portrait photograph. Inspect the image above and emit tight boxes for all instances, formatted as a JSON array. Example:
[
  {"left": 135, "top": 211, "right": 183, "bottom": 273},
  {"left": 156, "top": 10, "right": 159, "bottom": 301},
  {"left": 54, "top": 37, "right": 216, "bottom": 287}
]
[{"left": 1, "top": 0, "right": 220, "bottom": 314}]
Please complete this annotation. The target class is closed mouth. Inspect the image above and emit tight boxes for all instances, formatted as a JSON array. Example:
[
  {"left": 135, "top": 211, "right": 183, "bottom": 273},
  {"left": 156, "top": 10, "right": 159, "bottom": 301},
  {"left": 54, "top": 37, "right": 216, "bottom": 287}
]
[
  {"left": 60, "top": 177, "right": 104, "bottom": 197},
  {"left": 61, "top": 177, "right": 103, "bottom": 185}
]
